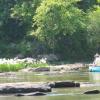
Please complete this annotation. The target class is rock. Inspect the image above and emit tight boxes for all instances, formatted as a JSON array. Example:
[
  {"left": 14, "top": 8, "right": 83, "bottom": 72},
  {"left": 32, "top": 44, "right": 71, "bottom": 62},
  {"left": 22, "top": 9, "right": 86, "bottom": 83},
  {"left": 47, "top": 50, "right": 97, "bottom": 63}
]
[
  {"left": 15, "top": 54, "right": 24, "bottom": 59},
  {"left": 84, "top": 90, "right": 100, "bottom": 94},
  {"left": 15, "top": 93, "right": 24, "bottom": 96},
  {"left": 80, "top": 82, "right": 100, "bottom": 87},
  {"left": 19, "top": 67, "right": 50, "bottom": 72},
  {"left": 0, "top": 82, "right": 51, "bottom": 94},
  {"left": 50, "top": 63, "right": 84, "bottom": 72},
  {"left": 15, "top": 92, "right": 47, "bottom": 96},
  {"left": 19, "top": 68, "right": 36, "bottom": 72},
  {"left": 34, "top": 67, "right": 50, "bottom": 72},
  {"left": 50, "top": 81, "right": 80, "bottom": 88},
  {"left": 75, "top": 83, "right": 80, "bottom": 87},
  {"left": 48, "top": 82, "right": 55, "bottom": 88},
  {"left": 37, "top": 54, "right": 59, "bottom": 62},
  {"left": 50, "top": 65, "right": 69, "bottom": 72}
]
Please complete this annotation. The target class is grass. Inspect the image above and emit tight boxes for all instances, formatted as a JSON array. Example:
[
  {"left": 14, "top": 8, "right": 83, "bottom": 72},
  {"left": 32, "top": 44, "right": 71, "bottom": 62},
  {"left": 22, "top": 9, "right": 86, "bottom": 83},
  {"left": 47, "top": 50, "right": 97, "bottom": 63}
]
[
  {"left": 27, "top": 62, "right": 49, "bottom": 68},
  {"left": 0, "top": 62, "right": 49, "bottom": 72},
  {"left": 0, "top": 63, "right": 26, "bottom": 72}
]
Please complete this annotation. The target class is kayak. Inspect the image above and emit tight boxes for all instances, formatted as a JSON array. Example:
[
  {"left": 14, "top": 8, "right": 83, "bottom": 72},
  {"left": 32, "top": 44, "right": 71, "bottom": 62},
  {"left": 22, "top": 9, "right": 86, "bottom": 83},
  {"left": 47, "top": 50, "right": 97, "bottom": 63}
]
[{"left": 89, "top": 66, "right": 100, "bottom": 72}]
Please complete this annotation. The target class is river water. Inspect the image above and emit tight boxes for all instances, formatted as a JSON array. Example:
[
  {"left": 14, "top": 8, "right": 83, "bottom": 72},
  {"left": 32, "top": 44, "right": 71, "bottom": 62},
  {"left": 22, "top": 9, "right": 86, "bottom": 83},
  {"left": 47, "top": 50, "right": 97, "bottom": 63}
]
[{"left": 0, "top": 70, "right": 100, "bottom": 100}]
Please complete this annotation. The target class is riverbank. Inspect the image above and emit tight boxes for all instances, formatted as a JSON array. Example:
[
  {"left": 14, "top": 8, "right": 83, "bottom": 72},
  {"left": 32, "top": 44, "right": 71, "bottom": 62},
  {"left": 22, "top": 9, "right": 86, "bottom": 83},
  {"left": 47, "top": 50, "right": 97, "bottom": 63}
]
[
  {"left": 0, "top": 58, "right": 49, "bottom": 72},
  {"left": 0, "top": 57, "right": 89, "bottom": 72}
]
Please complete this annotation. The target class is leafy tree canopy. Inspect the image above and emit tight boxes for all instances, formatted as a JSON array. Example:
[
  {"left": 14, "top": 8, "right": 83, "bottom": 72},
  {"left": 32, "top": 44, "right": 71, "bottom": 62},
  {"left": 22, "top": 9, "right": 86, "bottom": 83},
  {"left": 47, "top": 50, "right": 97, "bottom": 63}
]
[
  {"left": 87, "top": 6, "right": 100, "bottom": 50},
  {"left": 33, "top": 0, "right": 86, "bottom": 41}
]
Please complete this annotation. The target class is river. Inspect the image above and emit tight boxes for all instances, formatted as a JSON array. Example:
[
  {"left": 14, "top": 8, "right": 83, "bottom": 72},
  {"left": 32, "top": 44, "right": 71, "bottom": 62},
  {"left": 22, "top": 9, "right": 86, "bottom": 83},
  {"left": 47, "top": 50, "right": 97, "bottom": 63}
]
[{"left": 0, "top": 70, "right": 100, "bottom": 100}]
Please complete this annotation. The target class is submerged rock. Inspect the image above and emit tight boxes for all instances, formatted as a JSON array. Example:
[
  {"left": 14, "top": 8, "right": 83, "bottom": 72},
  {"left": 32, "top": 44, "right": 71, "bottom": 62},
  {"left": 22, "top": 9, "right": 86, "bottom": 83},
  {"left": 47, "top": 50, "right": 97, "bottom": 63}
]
[
  {"left": 15, "top": 92, "right": 47, "bottom": 96},
  {"left": 84, "top": 90, "right": 100, "bottom": 94},
  {"left": 34, "top": 67, "right": 50, "bottom": 72}
]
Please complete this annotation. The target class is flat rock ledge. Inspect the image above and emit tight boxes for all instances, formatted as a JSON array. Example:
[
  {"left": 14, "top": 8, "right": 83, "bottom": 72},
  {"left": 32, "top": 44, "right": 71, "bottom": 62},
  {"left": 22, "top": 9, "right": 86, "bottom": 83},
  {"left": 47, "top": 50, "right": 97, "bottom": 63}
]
[
  {"left": 1, "top": 81, "right": 100, "bottom": 96},
  {"left": 0, "top": 82, "right": 51, "bottom": 94},
  {"left": 0, "top": 81, "right": 80, "bottom": 95},
  {"left": 15, "top": 92, "right": 47, "bottom": 96}
]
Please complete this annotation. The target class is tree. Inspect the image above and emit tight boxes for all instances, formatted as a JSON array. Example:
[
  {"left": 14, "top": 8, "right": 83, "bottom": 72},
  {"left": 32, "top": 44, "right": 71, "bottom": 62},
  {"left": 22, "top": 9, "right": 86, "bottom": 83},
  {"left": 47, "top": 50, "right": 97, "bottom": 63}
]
[
  {"left": 0, "top": 0, "right": 16, "bottom": 41},
  {"left": 11, "top": 0, "right": 41, "bottom": 31},
  {"left": 0, "top": 0, "right": 42, "bottom": 57},
  {"left": 87, "top": 6, "right": 100, "bottom": 53},
  {"left": 0, "top": 0, "right": 41, "bottom": 42},
  {"left": 33, "top": 0, "right": 86, "bottom": 42},
  {"left": 33, "top": 0, "right": 88, "bottom": 60},
  {"left": 77, "top": 0, "right": 98, "bottom": 11}
]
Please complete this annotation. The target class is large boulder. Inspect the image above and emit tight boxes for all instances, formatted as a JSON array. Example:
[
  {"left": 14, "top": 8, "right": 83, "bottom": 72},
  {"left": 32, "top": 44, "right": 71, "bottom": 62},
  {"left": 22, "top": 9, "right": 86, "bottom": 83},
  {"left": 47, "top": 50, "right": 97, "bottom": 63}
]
[
  {"left": 54, "top": 81, "right": 80, "bottom": 88},
  {"left": 48, "top": 81, "right": 80, "bottom": 88}
]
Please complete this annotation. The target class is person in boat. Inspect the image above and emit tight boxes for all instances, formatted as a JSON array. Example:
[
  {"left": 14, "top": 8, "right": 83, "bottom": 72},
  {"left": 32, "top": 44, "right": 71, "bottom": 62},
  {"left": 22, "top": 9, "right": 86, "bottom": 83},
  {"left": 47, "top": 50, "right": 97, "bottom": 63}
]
[{"left": 93, "top": 53, "right": 100, "bottom": 67}]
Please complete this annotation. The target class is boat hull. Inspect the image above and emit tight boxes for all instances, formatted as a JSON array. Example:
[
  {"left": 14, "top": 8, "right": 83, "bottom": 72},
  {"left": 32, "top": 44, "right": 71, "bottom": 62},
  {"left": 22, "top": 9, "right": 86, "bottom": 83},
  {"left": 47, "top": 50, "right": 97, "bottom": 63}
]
[{"left": 89, "top": 66, "right": 100, "bottom": 72}]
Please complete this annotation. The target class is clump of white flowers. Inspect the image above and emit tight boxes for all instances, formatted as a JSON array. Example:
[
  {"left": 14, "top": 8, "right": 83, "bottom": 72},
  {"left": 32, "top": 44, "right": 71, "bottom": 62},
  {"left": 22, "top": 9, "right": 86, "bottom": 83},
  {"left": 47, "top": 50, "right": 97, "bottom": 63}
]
[{"left": 0, "top": 57, "right": 47, "bottom": 65}]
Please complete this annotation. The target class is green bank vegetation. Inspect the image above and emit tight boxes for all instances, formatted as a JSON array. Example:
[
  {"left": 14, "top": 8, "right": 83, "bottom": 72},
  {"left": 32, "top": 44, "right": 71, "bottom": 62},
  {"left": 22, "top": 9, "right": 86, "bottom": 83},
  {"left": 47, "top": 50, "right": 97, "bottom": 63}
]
[
  {"left": 0, "top": 62, "right": 48, "bottom": 72},
  {"left": 0, "top": 0, "right": 100, "bottom": 62}
]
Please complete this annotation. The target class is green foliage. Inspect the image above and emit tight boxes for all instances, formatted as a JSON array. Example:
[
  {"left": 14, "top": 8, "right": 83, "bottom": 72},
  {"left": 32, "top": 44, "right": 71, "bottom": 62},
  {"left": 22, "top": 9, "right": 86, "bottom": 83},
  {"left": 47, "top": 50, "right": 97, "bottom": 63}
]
[
  {"left": 0, "top": 62, "right": 48, "bottom": 72},
  {"left": 0, "top": 0, "right": 41, "bottom": 42},
  {"left": 0, "top": 63, "right": 26, "bottom": 72},
  {"left": 33, "top": 0, "right": 88, "bottom": 60},
  {"left": 16, "top": 39, "right": 47, "bottom": 57},
  {"left": 0, "top": 0, "right": 100, "bottom": 61},
  {"left": 28, "top": 62, "right": 48, "bottom": 68},
  {"left": 11, "top": 0, "right": 41, "bottom": 30},
  {"left": 77, "top": 0, "right": 98, "bottom": 11},
  {"left": 87, "top": 6, "right": 100, "bottom": 52},
  {"left": 0, "top": 0, "right": 16, "bottom": 41},
  {"left": 33, "top": 0, "right": 84, "bottom": 37}
]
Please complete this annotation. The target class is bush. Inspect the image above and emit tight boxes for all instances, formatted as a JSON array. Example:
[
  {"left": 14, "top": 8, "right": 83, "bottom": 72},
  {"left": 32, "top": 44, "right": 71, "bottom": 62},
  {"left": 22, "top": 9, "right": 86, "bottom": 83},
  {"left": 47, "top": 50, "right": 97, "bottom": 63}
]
[{"left": 0, "top": 63, "right": 26, "bottom": 72}]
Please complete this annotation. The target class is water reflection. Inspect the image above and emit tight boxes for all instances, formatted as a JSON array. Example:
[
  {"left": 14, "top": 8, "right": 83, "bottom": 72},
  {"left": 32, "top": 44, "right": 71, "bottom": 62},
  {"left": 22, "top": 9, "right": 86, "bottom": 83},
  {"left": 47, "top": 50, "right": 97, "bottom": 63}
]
[
  {"left": 0, "top": 93, "right": 100, "bottom": 100},
  {"left": 0, "top": 71, "right": 89, "bottom": 83},
  {"left": 89, "top": 72, "right": 100, "bottom": 82}
]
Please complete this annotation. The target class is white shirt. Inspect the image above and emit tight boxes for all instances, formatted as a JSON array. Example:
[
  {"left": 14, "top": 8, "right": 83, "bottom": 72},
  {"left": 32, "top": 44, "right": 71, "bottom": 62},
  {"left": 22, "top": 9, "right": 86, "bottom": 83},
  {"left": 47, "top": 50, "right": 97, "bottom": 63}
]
[{"left": 93, "top": 57, "right": 100, "bottom": 66}]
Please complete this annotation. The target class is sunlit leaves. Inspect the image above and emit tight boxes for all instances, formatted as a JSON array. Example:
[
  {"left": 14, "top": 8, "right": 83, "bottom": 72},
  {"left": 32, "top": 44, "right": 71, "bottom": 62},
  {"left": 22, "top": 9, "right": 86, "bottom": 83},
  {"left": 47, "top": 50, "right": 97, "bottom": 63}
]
[
  {"left": 33, "top": 0, "right": 86, "bottom": 41},
  {"left": 87, "top": 6, "right": 100, "bottom": 45},
  {"left": 11, "top": 0, "right": 41, "bottom": 22}
]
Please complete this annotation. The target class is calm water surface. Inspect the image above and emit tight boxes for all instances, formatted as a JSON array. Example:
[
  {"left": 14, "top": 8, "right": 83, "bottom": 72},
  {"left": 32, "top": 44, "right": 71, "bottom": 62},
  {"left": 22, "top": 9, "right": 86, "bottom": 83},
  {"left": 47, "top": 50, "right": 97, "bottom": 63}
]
[{"left": 0, "top": 70, "right": 100, "bottom": 100}]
